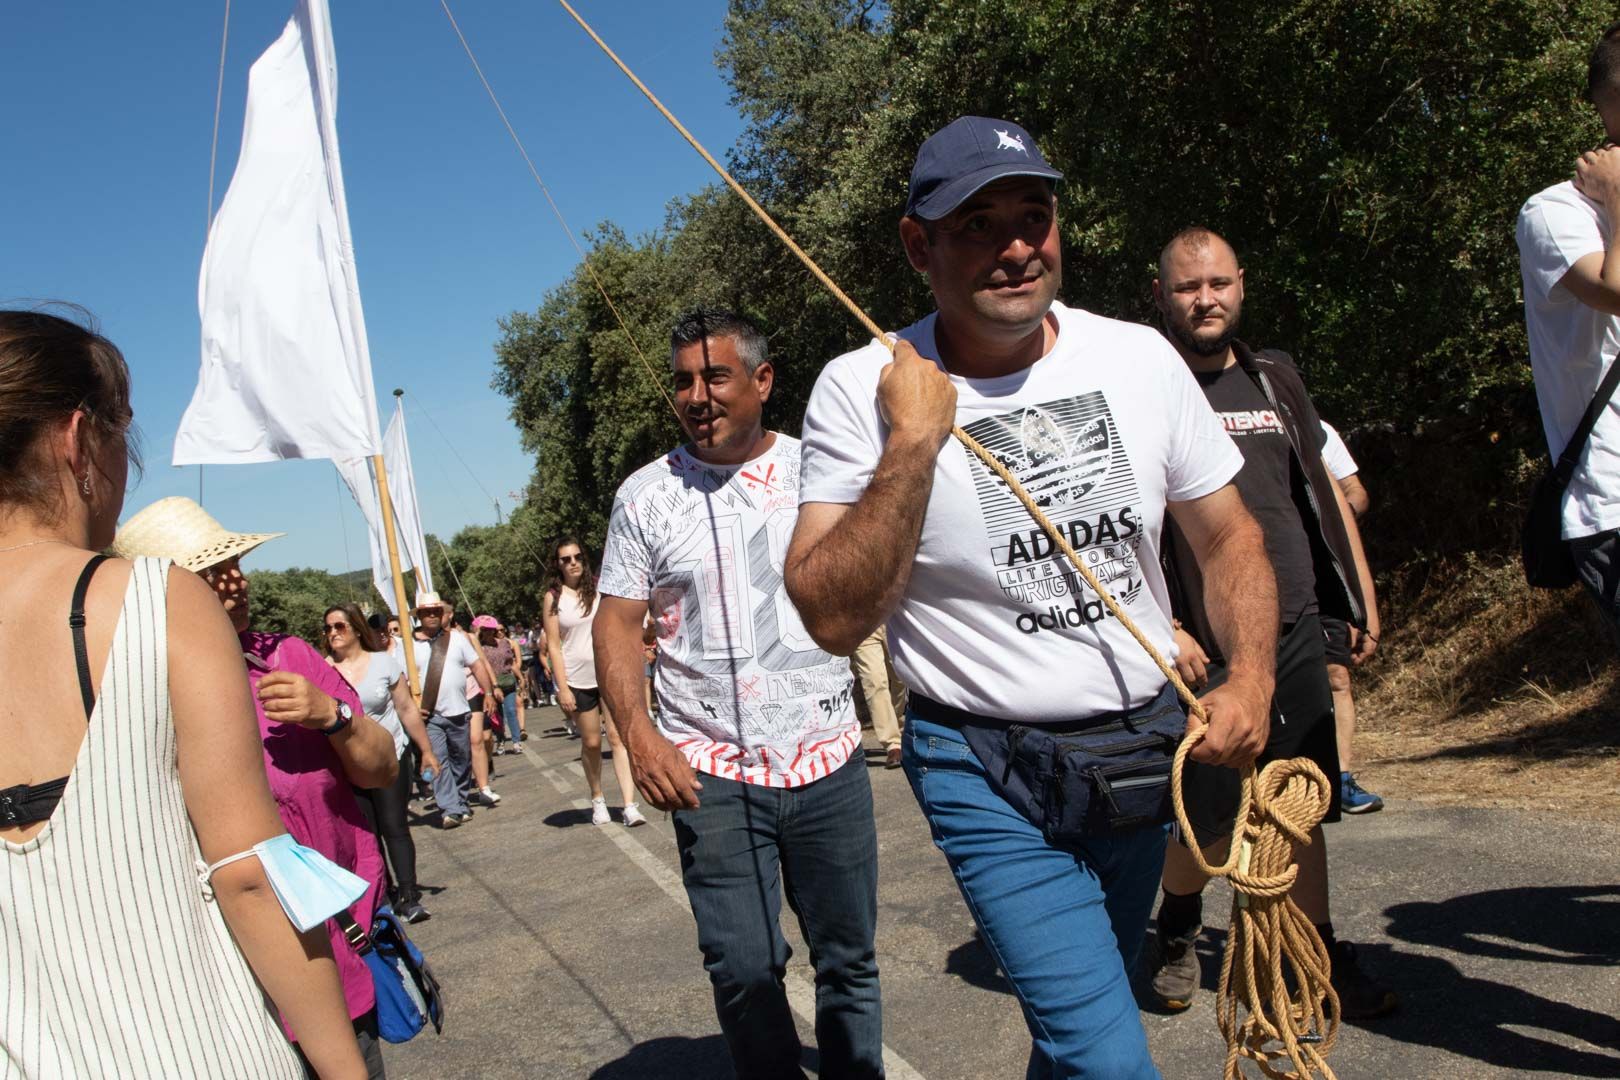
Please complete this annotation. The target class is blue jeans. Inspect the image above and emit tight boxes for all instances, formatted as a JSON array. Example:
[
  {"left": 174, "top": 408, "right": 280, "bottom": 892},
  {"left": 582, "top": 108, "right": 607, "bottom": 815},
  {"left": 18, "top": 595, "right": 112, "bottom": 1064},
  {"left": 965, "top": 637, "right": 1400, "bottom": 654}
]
[
  {"left": 904, "top": 714, "right": 1166, "bottom": 1079},
  {"left": 426, "top": 712, "right": 472, "bottom": 816},
  {"left": 499, "top": 691, "right": 521, "bottom": 742},
  {"left": 672, "top": 754, "right": 883, "bottom": 1079}
]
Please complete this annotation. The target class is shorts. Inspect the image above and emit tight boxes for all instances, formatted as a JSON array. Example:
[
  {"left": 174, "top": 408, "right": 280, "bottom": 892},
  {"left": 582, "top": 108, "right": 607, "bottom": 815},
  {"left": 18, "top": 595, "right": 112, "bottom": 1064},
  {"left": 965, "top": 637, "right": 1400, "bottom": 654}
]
[
  {"left": 1571, "top": 529, "right": 1620, "bottom": 652},
  {"left": 1321, "top": 615, "right": 1352, "bottom": 668},
  {"left": 1179, "top": 613, "right": 1341, "bottom": 849},
  {"left": 468, "top": 693, "right": 484, "bottom": 714},
  {"left": 570, "top": 686, "right": 601, "bottom": 714}
]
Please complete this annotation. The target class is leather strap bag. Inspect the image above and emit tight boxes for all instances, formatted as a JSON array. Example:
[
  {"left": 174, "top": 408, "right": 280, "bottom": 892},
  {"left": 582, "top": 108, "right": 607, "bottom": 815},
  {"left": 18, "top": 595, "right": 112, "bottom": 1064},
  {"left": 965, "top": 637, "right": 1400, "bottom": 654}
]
[
  {"left": 417, "top": 633, "right": 452, "bottom": 717},
  {"left": 1523, "top": 354, "right": 1620, "bottom": 588}
]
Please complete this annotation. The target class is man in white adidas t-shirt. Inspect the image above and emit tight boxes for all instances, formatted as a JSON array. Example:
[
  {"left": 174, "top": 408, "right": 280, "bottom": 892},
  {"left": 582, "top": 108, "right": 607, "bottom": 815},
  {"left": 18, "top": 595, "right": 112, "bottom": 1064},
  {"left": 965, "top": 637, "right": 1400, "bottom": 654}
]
[
  {"left": 784, "top": 116, "right": 1278, "bottom": 1078},
  {"left": 595, "top": 310, "right": 881, "bottom": 1078},
  {"left": 1517, "top": 22, "right": 1620, "bottom": 645}
]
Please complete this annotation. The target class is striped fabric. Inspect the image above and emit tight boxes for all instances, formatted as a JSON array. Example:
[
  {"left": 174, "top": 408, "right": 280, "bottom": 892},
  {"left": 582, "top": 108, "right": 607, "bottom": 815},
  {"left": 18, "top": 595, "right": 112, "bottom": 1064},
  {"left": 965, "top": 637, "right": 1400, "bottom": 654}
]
[{"left": 1, "top": 557, "right": 302, "bottom": 1078}]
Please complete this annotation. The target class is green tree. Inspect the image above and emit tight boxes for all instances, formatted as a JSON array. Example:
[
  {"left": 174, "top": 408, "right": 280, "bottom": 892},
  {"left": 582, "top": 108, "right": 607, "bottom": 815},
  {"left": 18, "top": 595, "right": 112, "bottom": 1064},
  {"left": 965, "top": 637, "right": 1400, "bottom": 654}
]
[
  {"left": 489, "top": 0, "right": 1616, "bottom": 566},
  {"left": 246, "top": 567, "right": 378, "bottom": 646}
]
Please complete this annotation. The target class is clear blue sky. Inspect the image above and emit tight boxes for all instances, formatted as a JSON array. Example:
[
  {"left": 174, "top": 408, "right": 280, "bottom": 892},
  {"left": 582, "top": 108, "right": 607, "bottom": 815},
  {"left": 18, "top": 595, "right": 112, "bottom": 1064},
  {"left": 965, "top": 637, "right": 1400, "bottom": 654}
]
[{"left": 2, "top": 0, "right": 744, "bottom": 574}]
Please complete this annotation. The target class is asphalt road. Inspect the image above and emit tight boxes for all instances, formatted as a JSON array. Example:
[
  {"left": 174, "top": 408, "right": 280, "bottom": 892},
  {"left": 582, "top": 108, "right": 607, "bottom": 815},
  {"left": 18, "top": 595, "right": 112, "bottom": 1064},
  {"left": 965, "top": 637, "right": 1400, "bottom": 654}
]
[{"left": 387, "top": 706, "right": 1620, "bottom": 1079}]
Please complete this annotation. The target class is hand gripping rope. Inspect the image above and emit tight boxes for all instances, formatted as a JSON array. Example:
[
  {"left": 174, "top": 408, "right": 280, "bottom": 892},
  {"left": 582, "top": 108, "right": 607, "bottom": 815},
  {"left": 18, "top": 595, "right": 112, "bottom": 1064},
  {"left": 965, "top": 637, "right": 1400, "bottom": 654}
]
[{"left": 452, "top": 3, "right": 1339, "bottom": 1073}]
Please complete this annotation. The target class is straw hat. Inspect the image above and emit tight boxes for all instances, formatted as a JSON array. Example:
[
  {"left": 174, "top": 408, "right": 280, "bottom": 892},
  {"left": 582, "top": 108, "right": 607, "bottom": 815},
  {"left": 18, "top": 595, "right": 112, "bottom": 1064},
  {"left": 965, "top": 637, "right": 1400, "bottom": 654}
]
[
  {"left": 414, "top": 590, "right": 448, "bottom": 614},
  {"left": 111, "top": 496, "right": 284, "bottom": 573}
]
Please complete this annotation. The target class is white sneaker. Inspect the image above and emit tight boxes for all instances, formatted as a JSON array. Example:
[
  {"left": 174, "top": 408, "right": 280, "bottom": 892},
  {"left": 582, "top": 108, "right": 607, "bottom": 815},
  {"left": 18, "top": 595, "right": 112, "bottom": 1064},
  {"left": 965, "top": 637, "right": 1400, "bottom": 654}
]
[
  {"left": 590, "top": 797, "right": 611, "bottom": 826},
  {"left": 478, "top": 786, "right": 502, "bottom": 805},
  {"left": 622, "top": 803, "right": 648, "bottom": 828}
]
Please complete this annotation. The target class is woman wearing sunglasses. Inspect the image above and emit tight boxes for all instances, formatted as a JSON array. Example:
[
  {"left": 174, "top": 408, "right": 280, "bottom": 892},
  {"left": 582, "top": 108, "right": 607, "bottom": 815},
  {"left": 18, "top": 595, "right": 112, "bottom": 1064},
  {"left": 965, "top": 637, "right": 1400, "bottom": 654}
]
[
  {"left": 323, "top": 603, "right": 440, "bottom": 924},
  {"left": 544, "top": 536, "right": 646, "bottom": 827}
]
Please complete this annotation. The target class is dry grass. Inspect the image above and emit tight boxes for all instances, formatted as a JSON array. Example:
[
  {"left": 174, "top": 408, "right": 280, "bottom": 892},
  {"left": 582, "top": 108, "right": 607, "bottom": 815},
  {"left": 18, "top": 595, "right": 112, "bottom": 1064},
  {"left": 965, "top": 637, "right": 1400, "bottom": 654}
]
[{"left": 1353, "top": 554, "right": 1620, "bottom": 820}]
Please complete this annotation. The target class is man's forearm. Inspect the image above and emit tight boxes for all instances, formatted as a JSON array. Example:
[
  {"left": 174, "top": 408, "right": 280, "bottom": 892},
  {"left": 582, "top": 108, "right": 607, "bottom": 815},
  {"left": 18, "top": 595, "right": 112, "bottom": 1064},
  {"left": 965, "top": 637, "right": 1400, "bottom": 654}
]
[
  {"left": 1331, "top": 476, "right": 1380, "bottom": 634},
  {"left": 786, "top": 436, "right": 940, "bottom": 655},
  {"left": 594, "top": 612, "right": 658, "bottom": 748},
  {"left": 1200, "top": 517, "right": 1279, "bottom": 687}
]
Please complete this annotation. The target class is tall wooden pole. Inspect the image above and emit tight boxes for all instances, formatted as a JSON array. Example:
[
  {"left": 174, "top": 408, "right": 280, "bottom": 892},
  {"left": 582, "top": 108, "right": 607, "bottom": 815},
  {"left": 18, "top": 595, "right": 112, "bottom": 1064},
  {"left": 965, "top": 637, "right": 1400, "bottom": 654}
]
[{"left": 372, "top": 451, "right": 421, "bottom": 698}]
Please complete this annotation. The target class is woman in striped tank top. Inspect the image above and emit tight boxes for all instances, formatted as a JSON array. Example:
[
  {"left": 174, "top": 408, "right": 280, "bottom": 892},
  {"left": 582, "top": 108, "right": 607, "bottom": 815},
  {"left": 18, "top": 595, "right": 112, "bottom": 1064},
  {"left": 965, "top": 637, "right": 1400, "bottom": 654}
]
[{"left": 0, "top": 311, "right": 366, "bottom": 1079}]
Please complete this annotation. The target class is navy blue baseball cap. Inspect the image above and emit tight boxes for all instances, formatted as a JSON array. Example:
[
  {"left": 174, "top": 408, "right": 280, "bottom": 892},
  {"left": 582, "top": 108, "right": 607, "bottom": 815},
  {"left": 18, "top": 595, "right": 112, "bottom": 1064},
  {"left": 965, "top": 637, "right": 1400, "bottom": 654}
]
[{"left": 904, "top": 116, "right": 1063, "bottom": 220}]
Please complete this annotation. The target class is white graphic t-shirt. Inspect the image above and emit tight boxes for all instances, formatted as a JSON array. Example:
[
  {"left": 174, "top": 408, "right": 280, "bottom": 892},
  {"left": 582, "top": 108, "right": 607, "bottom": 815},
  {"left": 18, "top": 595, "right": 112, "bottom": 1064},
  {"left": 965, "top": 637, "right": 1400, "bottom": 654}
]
[
  {"left": 799, "top": 302, "right": 1243, "bottom": 723},
  {"left": 599, "top": 435, "right": 861, "bottom": 788},
  {"left": 1517, "top": 181, "right": 1620, "bottom": 539}
]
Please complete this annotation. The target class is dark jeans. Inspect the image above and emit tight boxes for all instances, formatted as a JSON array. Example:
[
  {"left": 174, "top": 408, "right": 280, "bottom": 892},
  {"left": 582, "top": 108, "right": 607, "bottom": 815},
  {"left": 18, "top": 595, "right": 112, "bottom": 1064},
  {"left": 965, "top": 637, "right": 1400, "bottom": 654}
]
[
  {"left": 671, "top": 754, "right": 883, "bottom": 1079},
  {"left": 1572, "top": 530, "right": 1620, "bottom": 651},
  {"left": 353, "top": 753, "right": 420, "bottom": 904}
]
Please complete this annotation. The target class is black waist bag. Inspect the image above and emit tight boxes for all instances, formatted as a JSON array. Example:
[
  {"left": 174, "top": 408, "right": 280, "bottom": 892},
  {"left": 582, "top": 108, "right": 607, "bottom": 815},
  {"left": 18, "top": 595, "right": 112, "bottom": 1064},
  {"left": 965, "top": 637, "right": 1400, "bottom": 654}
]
[{"left": 912, "top": 683, "right": 1187, "bottom": 842}]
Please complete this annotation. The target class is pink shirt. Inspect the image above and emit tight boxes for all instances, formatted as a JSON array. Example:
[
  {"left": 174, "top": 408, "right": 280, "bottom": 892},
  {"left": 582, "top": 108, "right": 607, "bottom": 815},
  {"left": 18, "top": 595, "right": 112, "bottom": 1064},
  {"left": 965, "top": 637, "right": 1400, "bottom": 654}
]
[{"left": 241, "top": 631, "right": 383, "bottom": 1030}]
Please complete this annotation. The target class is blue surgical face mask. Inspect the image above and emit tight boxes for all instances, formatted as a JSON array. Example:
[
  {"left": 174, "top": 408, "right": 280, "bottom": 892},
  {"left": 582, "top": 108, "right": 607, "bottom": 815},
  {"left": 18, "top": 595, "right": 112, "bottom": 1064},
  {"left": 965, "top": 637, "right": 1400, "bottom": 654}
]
[{"left": 198, "top": 833, "right": 369, "bottom": 932}]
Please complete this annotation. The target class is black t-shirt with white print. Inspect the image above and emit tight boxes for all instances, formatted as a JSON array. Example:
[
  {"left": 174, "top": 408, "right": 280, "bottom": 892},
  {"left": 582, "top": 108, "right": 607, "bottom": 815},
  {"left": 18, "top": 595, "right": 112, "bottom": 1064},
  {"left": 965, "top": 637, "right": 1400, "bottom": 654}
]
[{"left": 1195, "top": 363, "right": 1318, "bottom": 623}]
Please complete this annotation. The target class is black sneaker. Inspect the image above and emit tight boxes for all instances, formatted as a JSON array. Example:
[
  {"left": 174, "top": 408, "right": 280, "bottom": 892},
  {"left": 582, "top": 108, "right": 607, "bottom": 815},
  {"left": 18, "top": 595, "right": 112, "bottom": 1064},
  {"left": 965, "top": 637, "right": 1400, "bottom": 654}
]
[
  {"left": 1150, "top": 924, "right": 1202, "bottom": 1011},
  {"left": 1330, "top": 940, "right": 1397, "bottom": 1019},
  {"left": 399, "top": 899, "right": 430, "bottom": 924}
]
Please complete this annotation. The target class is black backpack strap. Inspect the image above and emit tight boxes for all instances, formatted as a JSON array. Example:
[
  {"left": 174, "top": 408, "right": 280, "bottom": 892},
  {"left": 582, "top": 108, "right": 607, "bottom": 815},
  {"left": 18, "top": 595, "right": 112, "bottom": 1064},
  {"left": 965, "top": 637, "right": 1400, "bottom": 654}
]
[
  {"left": 1553, "top": 356, "right": 1620, "bottom": 489},
  {"left": 69, "top": 555, "right": 111, "bottom": 721}
]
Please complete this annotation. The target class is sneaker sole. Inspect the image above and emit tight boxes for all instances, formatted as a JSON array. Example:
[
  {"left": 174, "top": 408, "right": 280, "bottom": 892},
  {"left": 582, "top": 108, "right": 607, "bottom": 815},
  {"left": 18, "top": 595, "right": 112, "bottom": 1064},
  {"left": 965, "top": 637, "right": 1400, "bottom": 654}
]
[
  {"left": 1155, "top": 994, "right": 1194, "bottom": 1012},
  {"left": 1341, "top": 800, "right": 1384, "bottom": 814},
  {"left": 623, "top": 818, "right": 648, "bottom": 828}
]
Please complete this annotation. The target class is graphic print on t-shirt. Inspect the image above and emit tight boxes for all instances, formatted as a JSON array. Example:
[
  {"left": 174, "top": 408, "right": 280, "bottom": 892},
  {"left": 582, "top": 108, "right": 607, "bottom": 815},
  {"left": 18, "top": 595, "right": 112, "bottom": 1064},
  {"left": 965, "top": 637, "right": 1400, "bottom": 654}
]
[
  {"left": 610, "top": 446, "right": 854, "bottom": 753},
  {"left": 960, "top": 391, "right": 1146, "bottom": 635}
]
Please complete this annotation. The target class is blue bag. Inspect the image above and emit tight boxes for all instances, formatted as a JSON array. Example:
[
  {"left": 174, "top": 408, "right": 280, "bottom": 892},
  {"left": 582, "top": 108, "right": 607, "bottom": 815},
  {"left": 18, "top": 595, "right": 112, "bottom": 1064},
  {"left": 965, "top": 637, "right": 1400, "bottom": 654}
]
[{"left": 339, "top": 905, "right": 445, "bottom": 1043}]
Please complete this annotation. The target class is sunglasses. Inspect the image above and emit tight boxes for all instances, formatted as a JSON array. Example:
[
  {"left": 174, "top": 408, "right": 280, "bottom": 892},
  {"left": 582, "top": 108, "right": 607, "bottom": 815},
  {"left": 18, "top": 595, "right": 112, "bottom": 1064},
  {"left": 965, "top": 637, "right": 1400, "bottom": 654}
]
[
  {"left": 559, "top": 554, "right": 583, "bottom": 564},
  {"left": 323, "top": 621, "right": 349, "bottom": 634}
]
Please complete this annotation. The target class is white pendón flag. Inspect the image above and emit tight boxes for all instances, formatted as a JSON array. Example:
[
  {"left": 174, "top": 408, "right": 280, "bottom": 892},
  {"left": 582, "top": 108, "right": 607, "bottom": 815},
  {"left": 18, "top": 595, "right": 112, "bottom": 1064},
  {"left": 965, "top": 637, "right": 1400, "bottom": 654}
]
[
  {"left": 336, "top": 405, "right": 435, "bottom": 613},
  {"left": 175, "top": 0, "right": 382, "bottom": 465}
]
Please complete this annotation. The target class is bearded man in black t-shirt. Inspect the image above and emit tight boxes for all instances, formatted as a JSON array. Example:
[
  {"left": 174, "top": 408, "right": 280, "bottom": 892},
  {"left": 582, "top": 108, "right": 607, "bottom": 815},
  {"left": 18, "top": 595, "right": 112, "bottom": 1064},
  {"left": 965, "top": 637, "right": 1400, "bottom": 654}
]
[{"left": 1148, "top": 226, "right": 1396, "bottom": 1019}]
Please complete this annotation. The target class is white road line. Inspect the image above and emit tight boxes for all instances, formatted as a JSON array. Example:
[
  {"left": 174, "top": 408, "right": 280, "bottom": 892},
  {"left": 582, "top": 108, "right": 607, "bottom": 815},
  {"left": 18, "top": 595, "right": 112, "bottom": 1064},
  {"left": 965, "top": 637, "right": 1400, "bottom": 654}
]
[{"left": 526, "top": 753, "right": 926, "bottom": 1080}]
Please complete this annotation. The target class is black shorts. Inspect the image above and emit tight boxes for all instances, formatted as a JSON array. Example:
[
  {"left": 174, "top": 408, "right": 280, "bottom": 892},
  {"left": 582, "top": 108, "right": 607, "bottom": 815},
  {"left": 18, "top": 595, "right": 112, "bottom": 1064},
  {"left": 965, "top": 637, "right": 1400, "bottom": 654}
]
[
  {"left": 1179, "top": 613, "right": 1341, "bottom": 848},
  {"left": 570, "top": 687, "right": 601, "bottom": 714},
  {"left": 468, "top": 693, "right": 484, "bottom": 714},
  {"left": 1321, "top": 615, "right": 1352, "bottom": 668}
]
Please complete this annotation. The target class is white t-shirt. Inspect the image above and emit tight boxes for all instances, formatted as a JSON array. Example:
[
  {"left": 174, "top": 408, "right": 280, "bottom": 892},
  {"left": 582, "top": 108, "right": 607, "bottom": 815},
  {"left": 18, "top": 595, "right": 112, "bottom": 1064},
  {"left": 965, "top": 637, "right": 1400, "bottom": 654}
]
[
  {"left": 408, "top": 631, "right": 482, "bottom": 717},
  {"left": 1319, "top": 421, "right": 1358, "bottom": 481},
  {"left": 1517, "top": 180, "right": 1620, "bottom": 539},
  {"left": 599, "top": 435, "right": 861, "bottom": 788},
  {"left": 799, "top": 302, "right": 1243, "bottom": 723}
]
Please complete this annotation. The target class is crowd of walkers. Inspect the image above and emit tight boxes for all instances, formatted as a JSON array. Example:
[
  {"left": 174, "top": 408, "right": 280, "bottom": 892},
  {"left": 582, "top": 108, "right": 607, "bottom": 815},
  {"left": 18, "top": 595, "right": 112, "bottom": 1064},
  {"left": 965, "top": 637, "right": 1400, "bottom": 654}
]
[{"left": 7, "top": 24, "right": 1620, "bottom": 1080}]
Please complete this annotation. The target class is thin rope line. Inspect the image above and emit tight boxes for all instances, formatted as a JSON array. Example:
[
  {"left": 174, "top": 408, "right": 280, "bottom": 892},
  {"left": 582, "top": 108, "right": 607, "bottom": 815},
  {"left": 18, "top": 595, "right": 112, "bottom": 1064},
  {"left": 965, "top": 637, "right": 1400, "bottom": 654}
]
[
  {"left": 200, "top": 0, "right": 231, "bottom": 510},
  {"left": 333, "top": 466, "right": 358, "bottom": 602},
  {"left": 437, "top": 0, "right": 678, "bottom": 420},
  {"left": 433, "top": 535, "right": 475, "bottom": 612},
  {"left": 404, "top": 391, "right": 553, "bottom": 571},
  {"left": 556, "top": 0, "right": 883, "bottom": 343},
  {"left": 205, "top": 0, "right": 232, "bottom": 232}
]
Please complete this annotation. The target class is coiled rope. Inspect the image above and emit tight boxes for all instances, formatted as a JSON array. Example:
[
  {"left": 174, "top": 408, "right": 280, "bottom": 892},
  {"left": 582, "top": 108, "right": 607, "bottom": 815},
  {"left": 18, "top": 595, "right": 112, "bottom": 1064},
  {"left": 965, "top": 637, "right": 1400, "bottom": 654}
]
[{"left": 446, "top": 3, "right": 1340, "bottom": 1073}]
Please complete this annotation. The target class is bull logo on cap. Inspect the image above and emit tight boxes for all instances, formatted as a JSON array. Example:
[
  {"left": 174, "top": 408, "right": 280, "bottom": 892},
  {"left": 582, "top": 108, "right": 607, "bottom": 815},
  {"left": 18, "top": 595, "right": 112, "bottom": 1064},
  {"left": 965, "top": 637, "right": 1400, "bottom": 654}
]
[{"left": 995, "top": 128, "right": 1027, "bottom": 153}]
